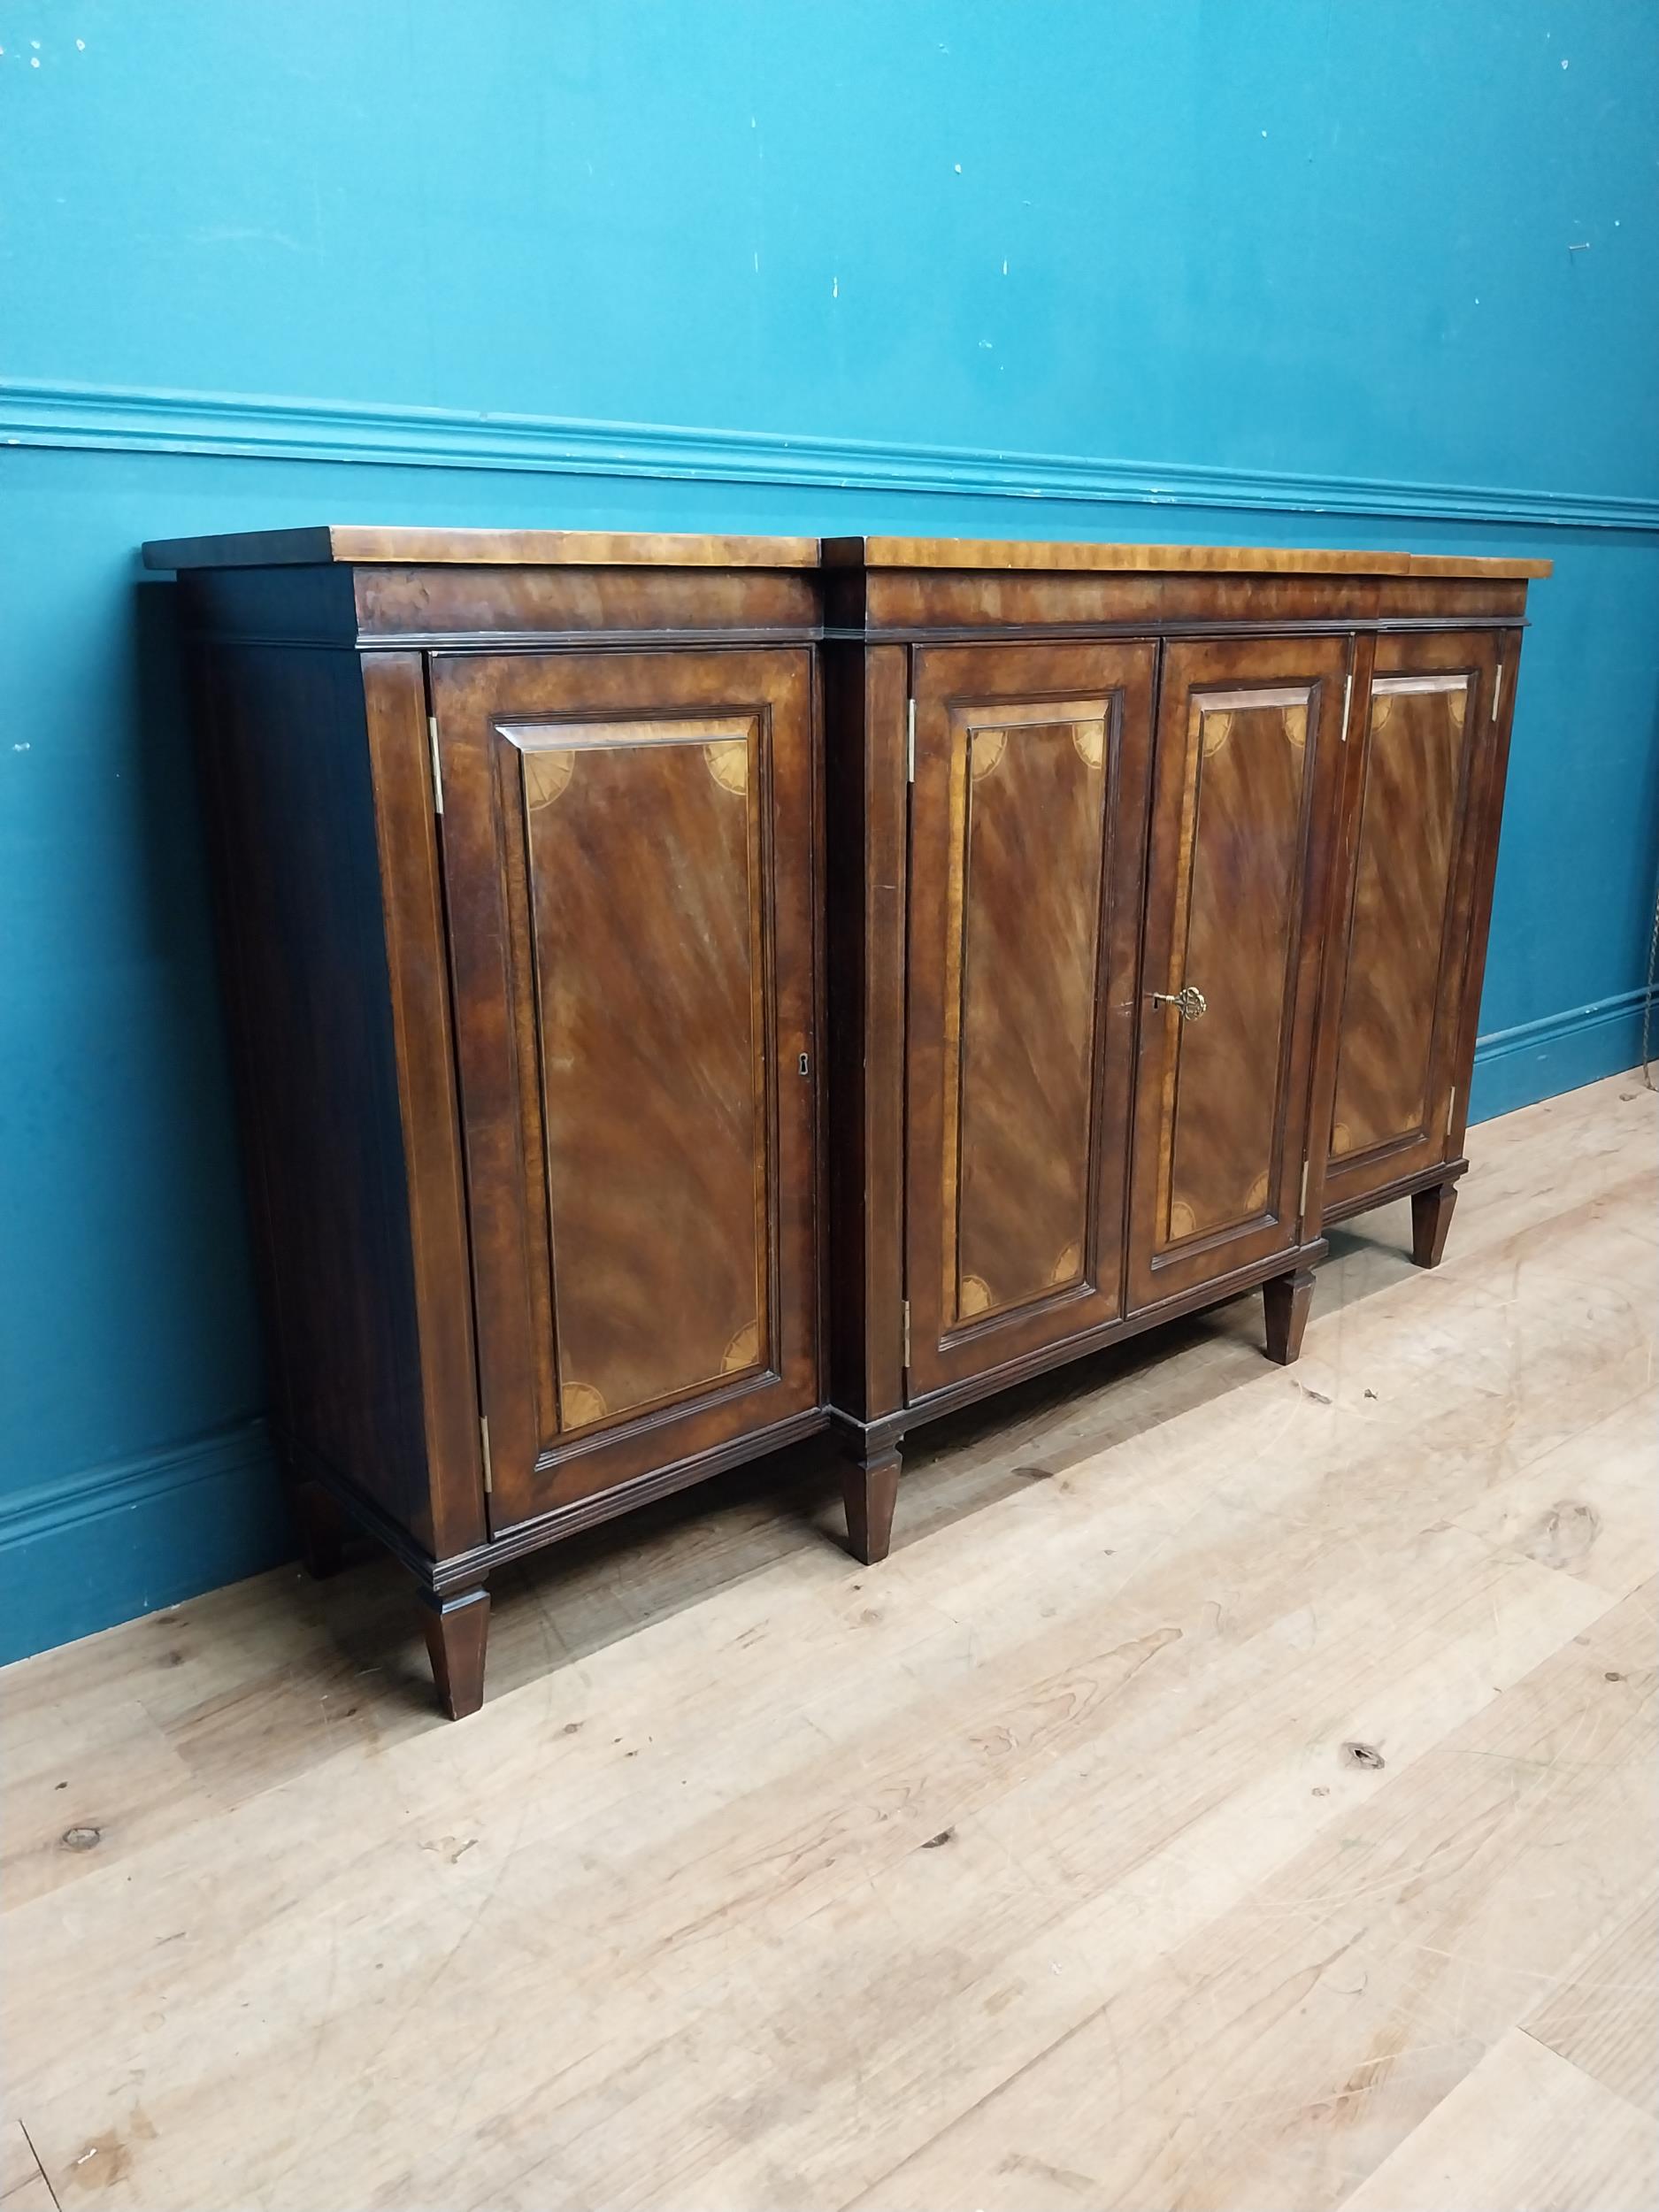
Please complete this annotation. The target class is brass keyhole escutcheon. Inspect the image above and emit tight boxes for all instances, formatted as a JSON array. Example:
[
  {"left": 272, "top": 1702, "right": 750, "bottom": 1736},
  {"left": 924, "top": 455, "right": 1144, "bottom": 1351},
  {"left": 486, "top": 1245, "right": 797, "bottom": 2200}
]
[{"left": 1152, "top": 985, "right": 1208, "bottom": 1022}]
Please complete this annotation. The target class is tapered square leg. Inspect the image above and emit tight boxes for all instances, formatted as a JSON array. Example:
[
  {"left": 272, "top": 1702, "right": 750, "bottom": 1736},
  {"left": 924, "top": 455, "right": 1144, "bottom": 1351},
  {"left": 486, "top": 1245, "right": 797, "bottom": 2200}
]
[
  {"left": 841, "top": 1444, "right": 902, "bottom": 1565},
  {"left": 289, "top": 1477, "right": 351, "bottom": 1581},
  {"left": 1410, "top": 1179, "right": 1458, "bottom": 1269},
  {"left": 419, "top": 1584, "right": 491, "bottom": 1720},
  {"left": 1263, "top": 1266, "right": 1316, "bottom": 1366}
]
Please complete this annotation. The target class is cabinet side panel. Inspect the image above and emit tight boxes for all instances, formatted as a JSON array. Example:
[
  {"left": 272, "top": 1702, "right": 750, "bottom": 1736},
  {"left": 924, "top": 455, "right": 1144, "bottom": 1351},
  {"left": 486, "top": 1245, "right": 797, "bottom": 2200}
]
[
  {"left": 1448, "top": 629, "right": 1525, "bottom": 1157},
  {"left": 192, "top": 642, "right": 434, "bottom": 1549},
  {"left": 179, "top": 565, "right": 360, "bottom": 646}
]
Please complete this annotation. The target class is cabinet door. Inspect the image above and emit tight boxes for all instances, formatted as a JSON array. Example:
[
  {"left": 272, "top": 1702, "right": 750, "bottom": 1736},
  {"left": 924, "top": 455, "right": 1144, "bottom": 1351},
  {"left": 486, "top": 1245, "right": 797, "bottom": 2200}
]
[
  {"left": 1320, "top": 629, "right": 1502, "bottom": 1213},
  {"left": 904, "top": 641, "right": 1156, "bottom": 1400},
  {"left": 1127, "top": 635, "right": 1348, "bottom": 1310},
  {"left": 433, "top": 649, "right": 818, "bottom": 1530}
]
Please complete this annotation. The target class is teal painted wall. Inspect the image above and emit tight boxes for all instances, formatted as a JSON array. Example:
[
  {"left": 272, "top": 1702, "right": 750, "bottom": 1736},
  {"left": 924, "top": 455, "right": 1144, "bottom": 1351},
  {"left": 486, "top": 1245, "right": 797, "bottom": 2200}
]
[{"left": 3, "top": 0, "right": 1656, "bottom": 1661}]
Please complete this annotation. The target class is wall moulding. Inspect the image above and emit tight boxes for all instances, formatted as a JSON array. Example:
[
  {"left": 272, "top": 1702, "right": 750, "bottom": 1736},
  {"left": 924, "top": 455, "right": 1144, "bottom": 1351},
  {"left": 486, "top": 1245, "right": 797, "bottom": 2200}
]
[{"left": 4, "top": 378, "right": 1656, "bottom": 535}]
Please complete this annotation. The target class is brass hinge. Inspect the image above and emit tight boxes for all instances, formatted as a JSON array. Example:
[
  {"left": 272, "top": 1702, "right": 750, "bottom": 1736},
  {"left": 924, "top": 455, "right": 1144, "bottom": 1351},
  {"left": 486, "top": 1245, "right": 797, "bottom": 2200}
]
[
  {"left": 902, "top": 1298, "right": 911, "bottom": 1370},
  {"left": 428, "top": 714, "right": 445, "bottom": 814},
  {"left": 479, "top": 1412, "right": 493, "bottom": 1494},
  {"left": 1299, "top": 1156, "right": 1312, "bottom": 1224},
  {"left": 1491, "top": 663, "right": 1505, "bottom": 723},
  {"left": 1446, "top": 1084, "right": 1459, "bottom": 1137},
  {"left": 906, "top": 698, "right": 917, "bottom": 783},
  {"left": 1340, "top": 670, "right": 1354, "bottom": 743}
]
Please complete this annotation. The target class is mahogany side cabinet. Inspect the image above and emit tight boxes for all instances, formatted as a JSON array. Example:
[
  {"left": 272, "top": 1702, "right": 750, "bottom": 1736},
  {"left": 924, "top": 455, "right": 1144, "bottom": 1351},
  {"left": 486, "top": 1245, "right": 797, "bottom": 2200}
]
[{"left": 142, "top": 525, "right": 1547, "bottom": 1715}]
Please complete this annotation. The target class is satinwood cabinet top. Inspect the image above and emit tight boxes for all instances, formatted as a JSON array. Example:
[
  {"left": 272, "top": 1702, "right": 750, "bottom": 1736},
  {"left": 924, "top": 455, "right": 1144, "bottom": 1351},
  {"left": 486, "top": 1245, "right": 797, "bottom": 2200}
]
[
  {"left": 820, "top": 537, "right": 1550, "bottom": 580},
  {"left": 142, "top": 526, "right": 821, "bottom": 571},
  {"left": 142, "top": 525, "right": 1549, "bottom": 581}
]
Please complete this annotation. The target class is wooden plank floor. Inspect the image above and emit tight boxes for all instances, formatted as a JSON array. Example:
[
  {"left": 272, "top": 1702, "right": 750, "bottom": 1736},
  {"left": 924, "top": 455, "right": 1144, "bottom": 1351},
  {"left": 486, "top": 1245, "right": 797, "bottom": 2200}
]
[{"left": 2, "top": 1072, "right": 1654, "bottom": 2212}]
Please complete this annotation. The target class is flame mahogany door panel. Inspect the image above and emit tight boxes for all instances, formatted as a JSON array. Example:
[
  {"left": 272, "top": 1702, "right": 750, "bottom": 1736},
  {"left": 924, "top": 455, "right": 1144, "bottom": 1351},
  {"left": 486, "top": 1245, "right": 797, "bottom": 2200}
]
[
  {"left": 1321, "top": 629, "right": 1502, "bottom": 1212},
  {"left": 904, "top": 641, "right": 1156, "bottom": 1400},
  {"left": 1127, "top": 634, "right": 1349, "bottom": 1311},
  {"left": 433, "top": 648, "right": 818, "bottom": 1531}
]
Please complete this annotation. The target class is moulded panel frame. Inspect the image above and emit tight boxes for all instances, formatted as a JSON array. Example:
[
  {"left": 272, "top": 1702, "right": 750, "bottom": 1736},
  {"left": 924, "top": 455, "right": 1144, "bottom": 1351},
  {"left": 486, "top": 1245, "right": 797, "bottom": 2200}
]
[
  {"left": 1317, "top": 626, "right": 1505, "bottom": 1219},
  {"left": 903, "top": 639, "right": 1157, "bottom": 1401},
  {"left": 429, "top": 645, "right": 823, "bottom": 1533},
  {"left": 1126, "top": 632, "right": 1353, "bottom": 1312}
]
